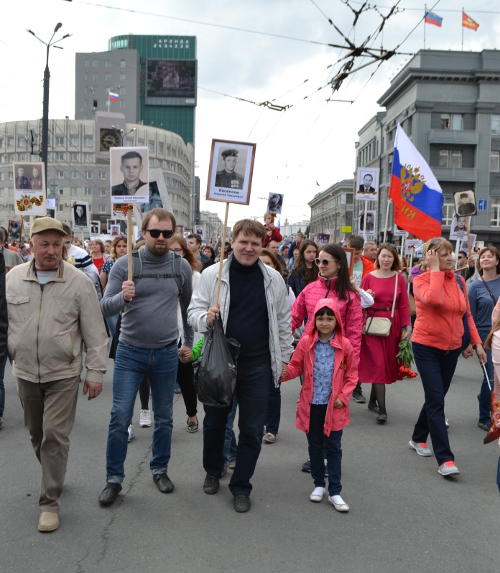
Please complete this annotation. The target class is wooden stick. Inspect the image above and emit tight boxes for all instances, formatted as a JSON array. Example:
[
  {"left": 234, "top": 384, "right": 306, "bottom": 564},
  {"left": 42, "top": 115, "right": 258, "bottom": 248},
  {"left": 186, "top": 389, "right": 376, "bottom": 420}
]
[
  {"left": 127, "top": 207, "right": 133, "bottom": 281},
  {"left": 465, "top": 215, "right": 472, "bottom": 257},
  {"left": 215, "top": 202, "right": 229, "bottom": 307}
]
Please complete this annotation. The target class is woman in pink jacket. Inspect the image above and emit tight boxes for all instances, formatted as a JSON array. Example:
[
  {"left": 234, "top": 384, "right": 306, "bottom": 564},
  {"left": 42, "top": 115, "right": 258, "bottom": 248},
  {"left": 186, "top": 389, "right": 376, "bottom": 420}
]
[{"left": 282, "top": 298, "right": 358, "bottom": 512}]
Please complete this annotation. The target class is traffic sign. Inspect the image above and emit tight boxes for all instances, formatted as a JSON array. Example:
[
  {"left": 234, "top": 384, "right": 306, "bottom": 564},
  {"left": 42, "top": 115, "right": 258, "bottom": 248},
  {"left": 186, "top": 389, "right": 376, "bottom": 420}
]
[
  {"left": 48, "top": 179, "right": 60, "bottom": 193},
  {"left": 47, "top": 192, "right": 60, "bottom": 207},
  {"left": 478, "top": 199, "right": 487, "bottom": 211},
  {"left": 341, "top": 226, "right": 352, "bottom": 233}
]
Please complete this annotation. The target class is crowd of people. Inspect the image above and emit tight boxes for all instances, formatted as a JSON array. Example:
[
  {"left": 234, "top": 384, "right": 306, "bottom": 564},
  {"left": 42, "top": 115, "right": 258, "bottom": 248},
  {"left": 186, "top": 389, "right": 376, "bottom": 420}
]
[{"left": 0, "top": 208, "right": 499, "bottom": 534}]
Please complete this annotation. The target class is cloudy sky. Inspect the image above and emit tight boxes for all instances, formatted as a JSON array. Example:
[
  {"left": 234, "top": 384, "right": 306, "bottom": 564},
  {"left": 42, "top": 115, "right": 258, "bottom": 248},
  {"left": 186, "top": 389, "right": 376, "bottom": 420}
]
[{"left": 1, "top": 0, "right": 499, "bottom": 227}]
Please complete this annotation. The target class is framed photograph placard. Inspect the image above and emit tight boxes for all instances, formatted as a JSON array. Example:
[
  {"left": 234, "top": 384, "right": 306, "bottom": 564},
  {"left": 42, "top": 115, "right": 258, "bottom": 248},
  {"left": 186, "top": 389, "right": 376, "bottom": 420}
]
[
  {"left": 356, "top": 167, "right": 379, "bottom": 201},
  {"left": 72, "top": 201, "right": 90, "bottom": 232},
  {"left": 342, "top": 247, "right": 355, "bottom": 277},
  {"left": 206, "top": 139, "right": 256, "bottom": 205},
  {"left": 454, "top": 190, "right": 476, "bottom": 217},
  {"left": 13, "top": 162, "right": 46, "bottom": 216},
  {"left": 110, "top": 147, "right": 149, "bottom": 204},
  {"left": 195, "top": 225, "right": 206, "bottom": 240},
  {"left": 267, "top": 193, "right": 284, "bottom": 214},
  {"left": 449, "top": 212, "right": 471, "bottom": 241}
]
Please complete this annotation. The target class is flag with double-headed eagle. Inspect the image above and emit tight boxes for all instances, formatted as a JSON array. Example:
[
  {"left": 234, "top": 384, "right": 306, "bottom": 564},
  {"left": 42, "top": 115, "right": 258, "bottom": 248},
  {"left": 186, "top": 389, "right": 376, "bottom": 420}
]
[{"left": 388, "top": 124, "right": 442, "bottom": 241}]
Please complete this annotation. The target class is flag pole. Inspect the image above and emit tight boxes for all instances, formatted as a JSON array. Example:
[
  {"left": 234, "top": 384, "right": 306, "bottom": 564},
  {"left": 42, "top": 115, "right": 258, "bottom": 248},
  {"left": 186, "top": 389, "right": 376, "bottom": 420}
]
[
  {"left": 462, "top": 7, "right": 464, "bottom": 51},
  {"left": 363, "top": 204, "right": 367, "bottom": 242},
  {"left": 465, "top": 214, "right": 472, "bottom": 257},
  {"left": 407, "top": 246, "right": 414, "bottom": 295},
  {"left": 383, "top": 198, "right": 391, "bottom": 244},
  {"left": 424, "top": 5, "right": 426, "bottom": 50},
  {"left": 455, "top": 239, "right": 461, "bottom": 270}
]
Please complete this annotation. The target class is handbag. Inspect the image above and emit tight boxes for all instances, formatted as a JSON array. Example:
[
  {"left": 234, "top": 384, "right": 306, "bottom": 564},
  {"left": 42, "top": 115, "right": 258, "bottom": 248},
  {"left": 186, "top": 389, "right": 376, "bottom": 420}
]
[
  {"left": 362, "top": 273, "right": 398, "bottom": 337},
  {"left": 455, "top": 274, "right": 470, "bottom": 351}
]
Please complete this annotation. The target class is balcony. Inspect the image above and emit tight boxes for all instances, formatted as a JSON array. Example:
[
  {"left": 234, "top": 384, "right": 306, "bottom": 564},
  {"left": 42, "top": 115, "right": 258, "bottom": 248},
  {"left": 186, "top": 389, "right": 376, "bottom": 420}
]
[
  {"left": 428, "top": 129, "right": 479, "bottom": 145},
  {"left": 432, "top": 167, "right": 477, "bottom": 181}
]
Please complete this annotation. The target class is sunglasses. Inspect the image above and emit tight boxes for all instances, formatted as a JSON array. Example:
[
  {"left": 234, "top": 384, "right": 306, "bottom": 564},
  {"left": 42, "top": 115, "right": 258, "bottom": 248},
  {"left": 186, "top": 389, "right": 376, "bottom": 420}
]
[
  {"left": 429, "top": 237, "right": 442, "bottom": 245},
  {"left": 314, "top": 258, "right": 337, "bottom": 266},
  {"left": 147, "top": 229, "right": 174, "bottom": 239}
]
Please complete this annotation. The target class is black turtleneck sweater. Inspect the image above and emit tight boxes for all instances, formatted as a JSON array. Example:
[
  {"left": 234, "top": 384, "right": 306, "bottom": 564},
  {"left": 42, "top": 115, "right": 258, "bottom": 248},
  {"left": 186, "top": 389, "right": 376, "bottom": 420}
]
[{"left": 225, "top": 257, "right": 270, "bottom": 365}]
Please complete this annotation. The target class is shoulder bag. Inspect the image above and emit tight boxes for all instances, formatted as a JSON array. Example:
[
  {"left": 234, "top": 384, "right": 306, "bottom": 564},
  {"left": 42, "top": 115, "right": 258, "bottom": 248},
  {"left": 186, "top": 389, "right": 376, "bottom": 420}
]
[
  {"left": 362, "top": 273, "right": 398, "bottom": 337},
  {"left": 480, "top": 275, "right": 498, "bottom": 307}
]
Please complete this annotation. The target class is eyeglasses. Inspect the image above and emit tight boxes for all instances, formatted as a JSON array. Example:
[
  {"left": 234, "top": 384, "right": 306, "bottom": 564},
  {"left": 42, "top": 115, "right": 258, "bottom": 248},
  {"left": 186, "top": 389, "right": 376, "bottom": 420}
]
[
  {"left": 429, "top": 237, "right": 442, "bottom": 245},
  {"left": 314, "top": 258, "right": 337, "bottom": 266},
  {"left": 147, "top": 229, "right": 173, "bottom": 239},
  {"left": 171, "top": 248, "right": 183, "bottom": 255}
]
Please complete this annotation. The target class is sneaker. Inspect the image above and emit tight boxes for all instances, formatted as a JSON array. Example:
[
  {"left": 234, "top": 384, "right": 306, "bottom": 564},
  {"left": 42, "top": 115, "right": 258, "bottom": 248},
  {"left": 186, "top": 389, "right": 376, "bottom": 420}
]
[
  {"left": 187, "top": 419, "right": 199, "bottom": 433},
  {"left": 352, "top": 389, "right": 366, "bottom": 404},
  {"left": 263, "top": 432, "right": 276, "bottom": 444},
  {"left": 128, "top": 424, "right": 135, "bottom": 442},
  {"left": 174, "top": 386, "right": 182, "bottom": 395},
  {"left": 203, "top": 473, "right": 220, "bottom": 495},
  {"left": 438, "top": 461, "right": 460, "bottom": 476},
  {"left": 139, "top": 409, "right": 152, "bottom": 427},
  {"left": 310, "top": 487, "right": 325, "bottom": 502},
  {"left": 227, "top": 455, "right": 236, "bottom": 470},
  {"left": 478, "top": 420, "right": 491, "bottom": 432},
  {"left": 409, "top": 440, "right": 433, "bottom": 457},
  {"left": 324, "top": 458, "right": 329, "bottom": 477},
  {"left": 301, "top": 458, "right": 311, "bottom": 472},
  {"left": 445, "top": 418, "right": 450, "bottom": 429},
  {"left": 234, "top": 495, "right": 251, "bottom": 513},
  {"left": 328, "top": 495, "right": 349, "bottom": 512}
]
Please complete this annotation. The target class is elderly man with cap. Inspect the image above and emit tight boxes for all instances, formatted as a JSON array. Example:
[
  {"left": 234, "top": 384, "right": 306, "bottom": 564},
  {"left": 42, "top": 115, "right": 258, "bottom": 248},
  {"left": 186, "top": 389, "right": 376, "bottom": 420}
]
[
  {"left": 215, "top": 149, "right": 244, "bottom": 190},
  {"left": 6, "top": 217, "right": 107, "bottom": 533}
]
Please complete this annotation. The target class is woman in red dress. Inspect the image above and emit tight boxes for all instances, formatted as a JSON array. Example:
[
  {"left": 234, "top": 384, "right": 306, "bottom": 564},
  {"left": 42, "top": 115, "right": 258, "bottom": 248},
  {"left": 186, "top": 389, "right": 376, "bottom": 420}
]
[{"left": 359, "top": 244, "right": 411, "bottom": 423}]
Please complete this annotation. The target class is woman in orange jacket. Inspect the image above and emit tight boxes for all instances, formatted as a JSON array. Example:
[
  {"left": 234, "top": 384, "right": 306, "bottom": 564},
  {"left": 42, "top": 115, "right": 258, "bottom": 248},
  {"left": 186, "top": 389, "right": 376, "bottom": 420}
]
[{"left": 410, "top": 238, "right": 487, "bottom": 477}]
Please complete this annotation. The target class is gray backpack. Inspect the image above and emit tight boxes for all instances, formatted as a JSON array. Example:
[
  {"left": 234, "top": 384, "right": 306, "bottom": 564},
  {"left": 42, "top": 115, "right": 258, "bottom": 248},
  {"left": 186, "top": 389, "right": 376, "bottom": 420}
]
[{"left": 131, "top": 250, "right": 184, "bottom": 299}]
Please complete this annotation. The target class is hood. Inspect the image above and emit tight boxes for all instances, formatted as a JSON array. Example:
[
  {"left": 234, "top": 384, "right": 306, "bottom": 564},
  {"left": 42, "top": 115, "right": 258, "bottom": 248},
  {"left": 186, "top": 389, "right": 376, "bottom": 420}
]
[{"left": 310, "top": 298, "right": 344, "bottom": 343}]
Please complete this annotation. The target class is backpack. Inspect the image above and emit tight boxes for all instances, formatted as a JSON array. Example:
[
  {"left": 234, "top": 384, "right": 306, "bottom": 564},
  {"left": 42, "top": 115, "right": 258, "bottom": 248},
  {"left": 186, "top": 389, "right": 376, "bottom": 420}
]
[{"left": 131, "top": 250, "right": 184, "bottom": 299}]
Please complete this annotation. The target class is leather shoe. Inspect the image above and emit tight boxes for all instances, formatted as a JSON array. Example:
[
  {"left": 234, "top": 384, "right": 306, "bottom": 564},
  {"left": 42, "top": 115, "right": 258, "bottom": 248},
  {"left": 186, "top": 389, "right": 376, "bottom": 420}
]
[
  {"left": 98, "top": 483, "right": 122, "bottom": 506},
  {"left": 478, "top": 420, "right": 491, "bottom": 432},
  {"left": 234, "top": 495, "right": 251, "bottom": 513},
  {"left": 203, "top": 473, "right": 220, "bottom": 494},
  {"left": 153, "top": 473, "right": 174, "bottom": 494},
  {"left": 38, "top": 511, "right": 59, "bottom": 532}
]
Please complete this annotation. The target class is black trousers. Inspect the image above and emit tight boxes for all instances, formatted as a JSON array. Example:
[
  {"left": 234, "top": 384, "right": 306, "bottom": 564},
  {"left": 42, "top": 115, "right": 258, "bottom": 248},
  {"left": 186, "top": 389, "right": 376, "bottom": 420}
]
[{"left": 177, "top": 359, "right": 198, "bottom": 418}]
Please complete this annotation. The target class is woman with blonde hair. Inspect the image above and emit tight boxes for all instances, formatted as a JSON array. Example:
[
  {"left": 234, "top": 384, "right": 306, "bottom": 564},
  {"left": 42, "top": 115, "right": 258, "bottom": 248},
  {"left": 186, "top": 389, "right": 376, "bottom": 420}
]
[
  {"left": 90, "top": 238, "right": 109, "bottom": 274},
  {"left": 100, "top": 235, "right": 128, "bottom": 337}
]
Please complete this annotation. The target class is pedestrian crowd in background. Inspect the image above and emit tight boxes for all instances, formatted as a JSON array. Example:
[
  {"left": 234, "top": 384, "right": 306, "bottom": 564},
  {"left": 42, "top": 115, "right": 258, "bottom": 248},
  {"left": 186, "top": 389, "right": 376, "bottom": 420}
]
[{"left": 0, "top": 209, "right": 498, "bottom": 535}]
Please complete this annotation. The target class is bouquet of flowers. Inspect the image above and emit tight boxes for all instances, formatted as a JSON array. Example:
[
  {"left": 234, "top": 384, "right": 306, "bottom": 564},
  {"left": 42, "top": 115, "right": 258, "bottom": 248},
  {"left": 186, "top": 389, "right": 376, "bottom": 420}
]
[{"left": 397, "top": 334, "right": 418, "bottom": 379}]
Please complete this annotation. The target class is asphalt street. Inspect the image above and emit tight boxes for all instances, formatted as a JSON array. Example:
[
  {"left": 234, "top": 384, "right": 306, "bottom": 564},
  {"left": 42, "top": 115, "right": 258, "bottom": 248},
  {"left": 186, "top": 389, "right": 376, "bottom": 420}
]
[{"left": 0, "top": 353, "right": 498, "bottom": 573}]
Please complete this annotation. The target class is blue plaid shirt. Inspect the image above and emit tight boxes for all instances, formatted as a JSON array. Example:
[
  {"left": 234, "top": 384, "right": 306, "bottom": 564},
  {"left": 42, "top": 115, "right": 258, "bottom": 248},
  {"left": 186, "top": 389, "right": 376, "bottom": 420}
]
[{"left": 312, "top": 333, "right": 336, "bottom": 405}]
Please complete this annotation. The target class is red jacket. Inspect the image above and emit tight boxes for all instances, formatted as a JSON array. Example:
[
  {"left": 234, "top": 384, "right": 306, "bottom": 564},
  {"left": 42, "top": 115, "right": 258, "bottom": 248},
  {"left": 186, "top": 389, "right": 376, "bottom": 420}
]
[
  {"left": 282, "top": 298, "right": 358, "bottom": 434},
  {"left": 413, "top": 269, "right": 481, "bottom": 351},
  {"left": 360, "top": 254, "right": 374, "bottom": 277},
  {"left": 263, "top": 226, "right": 282, "bottom": 248}
]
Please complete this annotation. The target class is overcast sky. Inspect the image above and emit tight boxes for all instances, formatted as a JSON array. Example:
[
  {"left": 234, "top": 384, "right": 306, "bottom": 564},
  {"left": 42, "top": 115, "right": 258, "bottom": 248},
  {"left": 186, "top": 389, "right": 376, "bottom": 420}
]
[{"left": 1, "top": 0, "right": 499, "bottom": 226}]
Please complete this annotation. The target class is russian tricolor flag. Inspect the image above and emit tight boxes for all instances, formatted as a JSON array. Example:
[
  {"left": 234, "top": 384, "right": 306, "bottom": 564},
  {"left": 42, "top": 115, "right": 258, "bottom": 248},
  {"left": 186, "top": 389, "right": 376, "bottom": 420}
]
[
  {"left": 109, "top": 92, "right": 119, "bottom": 101},
  {"left": 425, "top": 11, "right": 443, "bottom": 27},
  {"left": 389, "top": 124, "right": 442, "bottom": 241}
]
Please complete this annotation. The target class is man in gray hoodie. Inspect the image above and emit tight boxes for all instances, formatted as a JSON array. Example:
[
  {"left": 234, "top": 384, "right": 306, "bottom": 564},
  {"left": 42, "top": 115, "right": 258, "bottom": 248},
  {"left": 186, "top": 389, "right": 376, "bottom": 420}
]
[{"left": 98, "top": 208, "right": 193, "bottom": 506}]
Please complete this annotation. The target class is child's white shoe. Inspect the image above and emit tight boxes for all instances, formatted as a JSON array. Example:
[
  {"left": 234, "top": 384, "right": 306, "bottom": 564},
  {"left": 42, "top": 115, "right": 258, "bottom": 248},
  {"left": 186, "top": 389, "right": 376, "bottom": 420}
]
[
  {"left": 309, "top": 487, "right": 325, "bottom": 502},
  {"left": 329, "top": 495, "right": 349, "bottom": 512}
]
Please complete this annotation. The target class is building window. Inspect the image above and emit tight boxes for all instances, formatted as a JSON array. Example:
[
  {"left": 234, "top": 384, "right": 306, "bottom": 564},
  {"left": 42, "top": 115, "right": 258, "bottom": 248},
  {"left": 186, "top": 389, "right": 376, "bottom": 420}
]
[
  {"left": 9, "top": 204, "right": 14, "bottom": 211},
  {"left": 126, "top": 138, "right": 133, "bottom": 147},
  {"left": 149, "top": 141, "right": 155, "bottom": 152},
  {"left": 99, "top": 171, "right": 106, "bottom": 179},
  {"left": 491, "top": 151, "right": 500, "bottom": 172},
  {"left": 0, "top": 174, "right": 3, "bottom": 181},
  {"left": 99, "top": 205, "right": 106, "bottom": 213},
  {"left": 84, "top": 137, "right": 93, "bottom": 147},
  {"left": 93, "top": 73, "right": 98, "bottom": 80},
  {"left": 70, "top": 187, "right": 78, "bottom": 195},
  {"left": 85, "top": 187, "right": 92, "bottom": 195},
  {"left": 85, "top": 86, "right": 89, "bottom": 94},
  {"left": 106, "top": 73, "right": 111, "bottom": 81},
  {"left": 56, "top": 152, "right": 65, "bottom": 161},
  {"left": 85, "top": 171, "right": 92, "bottom": 179},
  {"left": 30, "top": 154, "right": 38, "bottom": 162},
  {"left": 70, "top": 153, "right": 79, "bottom": 161},
  {"left": 119, "top": 101, "right": 125, "bottom": 108},
  {"left": 59, "top": 189, "right": 64, "bottom": 194},
  {"left": 138, "top": 139, "right": 145, "bottom": 146},
  {"left": 120, "top": 87, "right": 126, "bottom": 95},
  {"left": 71, "top": 171, "right": 78, "bottom": 179},
  {"left": 18, "top": 153, "right": 26, "bottom": 161},
  {"left": 439, "top": 150, "right": 449, "bottom": 168},
  {"left": 70, "top": 136, "right": 78, "bottom": 146},
  {"left": 451, "top": 150, "right": 462, "bottom": 168},
  {"left": 18, "top": 137, "right": 26, "bottom": 147},
  {"left": 7, "top": 137, "right": 14, "bottom": 147},
  {"left": 106, "top": 59, "right": 111, "bottom": 68},
  {"left": 166, "top": 144, "right": 171, "bottom": 155},
  {"left": 120, "top": 59, "right": 126, "bottom": 68},
  {"left": 83, "top": 153, "right": 92, "bottom": 162},
  {"left": 85, "top": 72, "right": 89, "bottom": 80},
  {"left": 99, "top": 189, "right": 106, "bottom": 196},
  {"left": 491, "top": 199, "right": 500, "bottom": 227},
  {"left": 0, "top": 156, "right": 5, "bottom": 164},
  {"left": 492, "top": 115, "right": 500, "bottom": 135},
  {"left": 57, "top": 170, "right": 64, "bottom": 178},
  {"left": 440, "top": 114, "right": 463, "bottom": 131},
  {"left": 56, "top": 136, "right": 64, "bottom": 146},
  {"left": 0, "top": 138, "right": 3, "bottom": 148},
  {"left": 149, "top": 158, "right": 154, "bottom": 167},
  {"left": 59, "top": 204, "right": 63, "bottom": 212},
  {"left": 85, "top": 59, "right": 89, "bottom": 67},
  {"left": 93, "top": 59, "right": 98, "bottom": 67},
  {"left": 442, "top": 202, "right": 455, "bottom": 226},
  {"left": 92, "top": 87, "right": 98, "bottom": 94},
  {"left": 159, "top": 142, "right": 164, "bottom": 154},
  {"left": 106, "top": 87, "right": 111, "bottom": 94},
  {"left": 120, "top": 73, "right": 126, "bottom": 81}
]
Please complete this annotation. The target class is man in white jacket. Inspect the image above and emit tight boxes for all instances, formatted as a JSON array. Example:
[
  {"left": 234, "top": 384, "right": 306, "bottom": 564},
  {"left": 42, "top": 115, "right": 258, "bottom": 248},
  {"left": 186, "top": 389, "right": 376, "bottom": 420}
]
[{"left": 188, "top": 219, "right": 293, "bottom": 513}]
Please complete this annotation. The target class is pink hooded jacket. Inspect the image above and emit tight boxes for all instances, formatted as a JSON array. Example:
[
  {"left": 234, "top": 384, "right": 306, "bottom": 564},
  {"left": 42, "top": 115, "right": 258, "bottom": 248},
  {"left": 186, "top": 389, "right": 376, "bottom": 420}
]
[
  {"left": 291, "top": 276, "right": 362, "bottom": 363},
  {"left": 282, "top": 298, "right": 359, "bottom": 434}
]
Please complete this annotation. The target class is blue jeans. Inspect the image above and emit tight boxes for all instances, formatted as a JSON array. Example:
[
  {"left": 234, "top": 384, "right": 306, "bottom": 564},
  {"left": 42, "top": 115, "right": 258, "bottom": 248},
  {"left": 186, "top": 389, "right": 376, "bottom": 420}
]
[
  {"left": 0, "top": 352, "right": 8, "bottom": 418},
  {"left": 106, "top": 341, "right": 178, "bottom": 483},
  {"left": 105, "top": 313, "right": 120, "bottom": 340},
  {"left": 412, "top": 342, "right": 461, "bottom": 466},
  {"left": 203, "top": 360, "right": 272, "bottom": 496},
  {"left": 307, "top": 404, "right": 343, "bottom": 496},
  {"left": 478, "top": 328, "right": 493, "bottom": 424},
  {"left": 222, "top": 392, "right": 238, "bottom": 461}
]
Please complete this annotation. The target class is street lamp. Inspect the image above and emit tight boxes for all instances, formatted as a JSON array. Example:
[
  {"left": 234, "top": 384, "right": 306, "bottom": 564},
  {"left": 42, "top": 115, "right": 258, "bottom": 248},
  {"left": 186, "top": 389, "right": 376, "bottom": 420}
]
[
  {"left": 111, "top": 126, "right": 136, "bottom": 146},
  {"left": 26, "top": 23, "right": 72, "bottom": 187}
]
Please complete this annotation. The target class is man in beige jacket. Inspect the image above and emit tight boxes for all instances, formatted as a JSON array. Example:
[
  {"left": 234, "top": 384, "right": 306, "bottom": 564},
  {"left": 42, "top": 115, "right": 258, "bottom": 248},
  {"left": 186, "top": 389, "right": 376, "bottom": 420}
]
[{"left": 6, "top": 218, "right": 107, "bottom": 533}]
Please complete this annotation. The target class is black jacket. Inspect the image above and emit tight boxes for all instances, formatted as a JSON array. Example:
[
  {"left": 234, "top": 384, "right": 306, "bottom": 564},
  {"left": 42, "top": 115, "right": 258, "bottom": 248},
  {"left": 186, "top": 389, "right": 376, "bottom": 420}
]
[
  {"left": 0, "top": 252, "right": 7, "bottom": 364},
  {"left": 200, "top": 252, "right": 214, "bottom": 273},
  {"left": 287, "top": 267, "right": 309, "bottom": 298}
]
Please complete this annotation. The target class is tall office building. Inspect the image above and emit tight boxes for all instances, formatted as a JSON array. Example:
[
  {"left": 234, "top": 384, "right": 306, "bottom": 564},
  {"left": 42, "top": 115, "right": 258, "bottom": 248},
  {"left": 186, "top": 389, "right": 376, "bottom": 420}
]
[{"left": 75, "top": 34, "right": 197, "bottom": 145}]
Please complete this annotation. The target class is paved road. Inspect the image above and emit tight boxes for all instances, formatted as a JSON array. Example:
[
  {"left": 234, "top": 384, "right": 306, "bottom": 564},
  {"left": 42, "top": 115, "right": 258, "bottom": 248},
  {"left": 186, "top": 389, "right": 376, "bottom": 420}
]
[{"left": 0, "top": 353, "right": 498, "bottom": 573}]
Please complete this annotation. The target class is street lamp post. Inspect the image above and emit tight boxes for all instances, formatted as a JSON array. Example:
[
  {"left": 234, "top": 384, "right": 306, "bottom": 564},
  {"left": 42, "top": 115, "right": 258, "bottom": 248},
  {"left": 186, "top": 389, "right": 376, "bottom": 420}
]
[
  {"left": 111, "top": 126, "right": 136, "bottom": 146},
  {"left": 26, "top": 24, "right": 72, "bottom": 187}
]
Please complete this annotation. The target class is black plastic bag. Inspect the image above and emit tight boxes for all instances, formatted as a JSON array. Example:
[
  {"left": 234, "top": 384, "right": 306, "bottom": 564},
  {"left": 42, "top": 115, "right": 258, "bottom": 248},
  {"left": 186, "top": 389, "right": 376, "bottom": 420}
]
[{"left": 196, "top": 316, "right": 240, "bottom": 407}]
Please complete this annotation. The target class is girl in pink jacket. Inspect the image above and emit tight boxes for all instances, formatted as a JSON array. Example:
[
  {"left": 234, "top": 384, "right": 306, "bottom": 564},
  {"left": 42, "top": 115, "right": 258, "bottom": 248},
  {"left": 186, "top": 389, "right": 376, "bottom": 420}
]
[{"left": 281, "top": 298, "right": 358, "bottom": 512}]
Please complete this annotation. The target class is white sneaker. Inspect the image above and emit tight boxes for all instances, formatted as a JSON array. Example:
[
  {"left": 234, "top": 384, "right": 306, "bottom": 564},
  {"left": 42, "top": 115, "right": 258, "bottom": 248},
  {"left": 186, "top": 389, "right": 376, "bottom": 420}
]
[
  {"left": 329, "top": 495, "right": 349, "bottom": 512},
  {"left": 409, "top": 440, "right": 433, "bottom": 457},
  {"left": 140, "top": 409, "right": 152, "bottom": 427},
  {"left": 309, "top": 487, "right": 325, "bottom": 502},
  {"left": 128, "top": 424, "right": 135, "bottom": 442},
  {"left": 438, "top": 461, "right": 460, "bottom": 476}
]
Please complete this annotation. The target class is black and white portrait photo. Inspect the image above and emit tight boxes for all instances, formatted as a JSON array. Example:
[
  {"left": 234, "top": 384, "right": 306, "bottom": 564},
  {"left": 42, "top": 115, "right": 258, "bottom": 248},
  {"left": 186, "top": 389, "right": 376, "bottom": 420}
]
[
  {"left": 454, "top": 190, "right": 476, "bottom": 217},
  {"left": 110, "top": 147, "right": 149, "bottom": 204},
  {"left": 72, "top": 202, "right": 89, "bottom": 231},
  {"left": 91, "top": 221, "right": 101, "bottom": 234},
  {"left": 267, "top": 193, "right": 284, "bottom": 215},
  {"left": 195, "top": 225, "right": 205, "bottom": 240},
  {"left": 140, "top": 180, "right": 164, "bottom": 214},
  {"left": 449, "top": 212, "right": 471, "bottom": 241},
  {"left": 207, "top": 139, "right": 256, "bottom": 205},
  {"left": 359, "top": 210, "right": 376, "bottom": 234},
  {"left": 8, "top": 220, "right": 21, "bottom": 240},
  {"left": 356, "top": 168, "right": 379, "bottom": 200}
]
